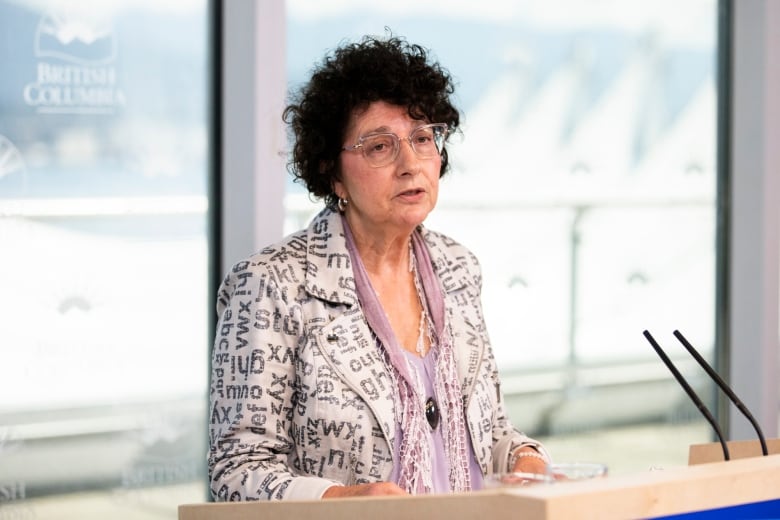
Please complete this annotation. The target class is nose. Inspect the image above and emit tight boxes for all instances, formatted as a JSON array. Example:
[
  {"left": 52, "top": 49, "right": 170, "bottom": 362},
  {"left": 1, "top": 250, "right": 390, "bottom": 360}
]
[{"left": 396, "top": 137, "right": 420, "bottom": 173}]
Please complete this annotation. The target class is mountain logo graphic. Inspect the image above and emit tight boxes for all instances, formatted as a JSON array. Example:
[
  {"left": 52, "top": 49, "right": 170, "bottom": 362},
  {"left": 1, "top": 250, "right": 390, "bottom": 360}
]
[{"left": 34, "top": 11, "right": 117, "bottom": 66}]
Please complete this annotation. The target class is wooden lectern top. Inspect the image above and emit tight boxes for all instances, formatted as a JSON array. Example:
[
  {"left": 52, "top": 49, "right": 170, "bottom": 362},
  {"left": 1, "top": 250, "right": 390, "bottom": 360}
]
[{"left": 180, "top": 453, "right": 780, "bottom": 520}]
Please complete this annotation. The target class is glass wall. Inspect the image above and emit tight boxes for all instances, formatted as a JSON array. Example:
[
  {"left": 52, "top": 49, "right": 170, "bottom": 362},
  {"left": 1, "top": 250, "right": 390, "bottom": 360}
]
[
  {"left": 285, "top": 0, "right": 719, "bottom": 473},
  {"left": 0, "top": 0, "right": 727, "bottom": 515},
  {"left": 0, "top": 0, "right": 211, "bottom": 517}
]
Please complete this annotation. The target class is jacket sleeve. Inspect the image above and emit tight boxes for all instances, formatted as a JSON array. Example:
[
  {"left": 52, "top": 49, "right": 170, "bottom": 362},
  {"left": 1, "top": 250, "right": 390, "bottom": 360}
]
[
  {"left": 484, "top": 339, "right": 552, "bottom": 472},
  {"left": 208, "top": 259, "right": 340, "bottom": 501}
]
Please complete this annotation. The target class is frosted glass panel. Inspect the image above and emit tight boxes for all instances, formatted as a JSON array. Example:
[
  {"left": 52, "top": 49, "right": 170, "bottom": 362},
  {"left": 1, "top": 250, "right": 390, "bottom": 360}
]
[
  {"left": 0, "top": 0, "right": 210, "bottom": 515},
  {"left": 285, "top": 0, "right": 718, "bottom": 469}
]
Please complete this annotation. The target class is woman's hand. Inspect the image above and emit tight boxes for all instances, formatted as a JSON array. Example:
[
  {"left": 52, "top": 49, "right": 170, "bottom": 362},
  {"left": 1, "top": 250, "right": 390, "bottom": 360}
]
[
  {"left": 322, "top": 482, "right": 408, "bottom": 498},
  {"left": 510, "top": 447, "right": 548, "bottom": 475}
]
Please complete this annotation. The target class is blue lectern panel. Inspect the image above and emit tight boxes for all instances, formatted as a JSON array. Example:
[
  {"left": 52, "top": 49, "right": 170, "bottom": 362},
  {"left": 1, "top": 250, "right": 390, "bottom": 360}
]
[{"left": 653, "top": 498, "right": 780, "bottom": 519}]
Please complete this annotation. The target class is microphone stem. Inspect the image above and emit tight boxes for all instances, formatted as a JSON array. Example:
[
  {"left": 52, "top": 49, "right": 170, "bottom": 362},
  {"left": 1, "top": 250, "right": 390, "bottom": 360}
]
[
  {"left": 673, "top": 330, "right": 769, "bottom": 457},
  {"left": 643, "top": 330, "right": 730, "bottom": 461}
]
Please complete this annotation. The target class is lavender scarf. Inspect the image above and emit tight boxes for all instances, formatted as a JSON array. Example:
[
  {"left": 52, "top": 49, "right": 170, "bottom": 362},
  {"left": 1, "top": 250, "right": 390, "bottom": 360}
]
[{"left": 342, "top": 217, "right": 472, "bottom": 493}]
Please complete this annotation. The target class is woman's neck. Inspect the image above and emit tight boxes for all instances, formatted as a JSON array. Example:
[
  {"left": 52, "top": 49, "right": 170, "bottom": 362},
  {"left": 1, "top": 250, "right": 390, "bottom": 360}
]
[{"left": 345, "top": 218, "right": 415, "bottom": 277}]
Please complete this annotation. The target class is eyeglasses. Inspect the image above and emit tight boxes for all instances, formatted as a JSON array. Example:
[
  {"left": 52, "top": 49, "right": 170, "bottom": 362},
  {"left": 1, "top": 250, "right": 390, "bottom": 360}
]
[{"left": 342, "top": 123, "right": 448, "bottom": 168}]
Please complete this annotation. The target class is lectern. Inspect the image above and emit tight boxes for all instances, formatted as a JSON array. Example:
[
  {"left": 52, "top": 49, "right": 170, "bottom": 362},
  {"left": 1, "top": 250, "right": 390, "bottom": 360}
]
[
  {"left": 180, "top": 452, "right": 780, "bottom": 520},
  {"left": 689, "top": 437, "right": 780, "bottom": 464}
]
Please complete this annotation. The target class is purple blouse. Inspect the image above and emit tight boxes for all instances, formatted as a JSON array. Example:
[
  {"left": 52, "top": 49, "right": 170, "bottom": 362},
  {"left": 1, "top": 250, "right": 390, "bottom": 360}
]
[{"left": 387, "top": 350, "right": 485, "bottom": 493}]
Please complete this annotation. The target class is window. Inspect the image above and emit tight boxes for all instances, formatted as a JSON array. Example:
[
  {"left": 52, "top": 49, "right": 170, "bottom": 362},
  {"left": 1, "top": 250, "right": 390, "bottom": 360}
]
[
  {"left": 0, "top": 0, "right": 211, "bottom": 515},
  {"left": 285, "top": 0, "right": 719, "bottom": 473}
]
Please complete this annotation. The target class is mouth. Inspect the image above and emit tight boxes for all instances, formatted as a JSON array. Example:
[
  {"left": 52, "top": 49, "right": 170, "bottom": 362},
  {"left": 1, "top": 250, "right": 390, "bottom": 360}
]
[{"left": 398, "top": 187, "right": 425, "bottom": 197}]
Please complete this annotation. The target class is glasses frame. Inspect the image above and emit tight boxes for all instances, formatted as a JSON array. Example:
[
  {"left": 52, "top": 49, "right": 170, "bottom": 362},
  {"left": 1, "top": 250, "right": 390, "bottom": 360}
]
[{"left": 341, "top": 123, "right": 449, "bottom": 168}]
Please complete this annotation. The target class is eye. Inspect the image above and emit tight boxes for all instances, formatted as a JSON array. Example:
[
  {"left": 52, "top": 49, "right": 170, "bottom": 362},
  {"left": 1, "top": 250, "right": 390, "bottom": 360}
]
[
  {"left": 412, "top": 129, "right": 436, "bottom": 148},
  {"left": 363, "top": 135, "right": 394, "bottom": 155}
]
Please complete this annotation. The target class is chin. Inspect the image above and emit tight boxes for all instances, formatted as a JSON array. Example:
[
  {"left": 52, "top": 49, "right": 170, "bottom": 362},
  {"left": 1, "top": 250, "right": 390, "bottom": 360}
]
[{"left": 404, "top": 209, "right": 433, "bottom": 228}]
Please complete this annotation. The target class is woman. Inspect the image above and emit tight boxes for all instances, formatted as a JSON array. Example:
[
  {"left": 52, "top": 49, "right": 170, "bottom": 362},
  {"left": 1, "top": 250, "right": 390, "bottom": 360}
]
[{"left": 208, "top": 35, "right": 550, "bottom": 501}]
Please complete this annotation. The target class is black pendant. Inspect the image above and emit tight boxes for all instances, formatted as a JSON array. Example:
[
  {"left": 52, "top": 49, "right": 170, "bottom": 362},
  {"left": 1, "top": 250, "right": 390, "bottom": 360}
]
[{"left": 425, "top": 397, "right": 440, "bottom": 430}]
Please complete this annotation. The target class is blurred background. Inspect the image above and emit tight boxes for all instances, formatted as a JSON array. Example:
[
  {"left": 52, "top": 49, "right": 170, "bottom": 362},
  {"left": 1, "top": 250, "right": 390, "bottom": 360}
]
[{"left": 1, "top": 0, "right": 777, "bottom": 518}]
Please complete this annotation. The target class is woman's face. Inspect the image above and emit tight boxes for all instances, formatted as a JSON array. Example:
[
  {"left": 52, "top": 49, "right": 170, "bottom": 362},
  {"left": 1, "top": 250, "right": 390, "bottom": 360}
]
[{"left": 335, "top": 101, "right": 441, "bottom": 239}]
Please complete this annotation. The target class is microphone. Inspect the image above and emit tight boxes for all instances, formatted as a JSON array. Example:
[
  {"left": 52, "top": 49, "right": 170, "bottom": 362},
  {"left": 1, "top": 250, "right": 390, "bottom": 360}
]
[
  {"left": 642, "top": 330, "right": 730, "bottom": 461},
  {"left": 672, "top": 330, "right": 769, "bottom": 456}
]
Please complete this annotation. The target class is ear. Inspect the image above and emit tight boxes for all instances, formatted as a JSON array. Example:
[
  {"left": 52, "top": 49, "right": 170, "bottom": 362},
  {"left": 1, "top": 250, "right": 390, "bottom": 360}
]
[{"left": 332, "top": 179, "right": 347, "bottom": 200}]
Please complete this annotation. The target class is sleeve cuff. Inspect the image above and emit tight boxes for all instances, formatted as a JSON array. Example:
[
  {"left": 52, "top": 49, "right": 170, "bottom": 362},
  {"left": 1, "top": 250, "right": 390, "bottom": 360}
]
[{"left": 282, "top": 476, "right": 344, "bottom": 501}]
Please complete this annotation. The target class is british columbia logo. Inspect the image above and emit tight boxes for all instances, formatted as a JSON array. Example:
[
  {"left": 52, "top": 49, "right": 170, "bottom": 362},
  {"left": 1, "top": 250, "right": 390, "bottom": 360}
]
[{"left": 23, "top": 11, "right": 126, "bottom": 114}]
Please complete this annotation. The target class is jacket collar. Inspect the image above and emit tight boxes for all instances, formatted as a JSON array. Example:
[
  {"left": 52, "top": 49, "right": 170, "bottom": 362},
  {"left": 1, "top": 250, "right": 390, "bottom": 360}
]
[
  {"left": 302, "top": 208, "right": 358, "bottom": 306},
  {"left": 302, "top": 208, "right": 473, "bottom": 304}
]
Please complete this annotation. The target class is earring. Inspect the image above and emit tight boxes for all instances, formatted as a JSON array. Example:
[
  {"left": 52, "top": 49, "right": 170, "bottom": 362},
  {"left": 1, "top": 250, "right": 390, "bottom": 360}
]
[{"left": 337, "top": 197, "right": 348, "bottom": 212}]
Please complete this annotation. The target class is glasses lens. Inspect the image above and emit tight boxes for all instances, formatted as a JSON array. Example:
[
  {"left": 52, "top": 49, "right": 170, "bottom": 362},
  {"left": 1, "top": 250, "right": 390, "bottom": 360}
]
[
  {"left": 356, "top": 124, "right": 447, "bottom": 167},
  {"left": 411, "top": 125, "right": 446, "bottom": 157},
  {"left": 361, "top": 134, "right": 398, "bottom": 167}
]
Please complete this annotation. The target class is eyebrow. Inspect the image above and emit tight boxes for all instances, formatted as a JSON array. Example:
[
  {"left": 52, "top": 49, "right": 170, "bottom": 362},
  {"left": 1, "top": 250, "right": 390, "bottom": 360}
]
[
  {"left": 356, "top": 121, "right": 430, "bottom": 139},
  {"left": 360, "top": 125, "right": 393, "bottom": 136}
]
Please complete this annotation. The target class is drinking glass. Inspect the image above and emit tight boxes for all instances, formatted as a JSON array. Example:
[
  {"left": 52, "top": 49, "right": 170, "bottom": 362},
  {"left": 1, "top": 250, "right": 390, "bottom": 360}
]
[
  {"left": 483, "top": 472, "right": 555, "bottom": 488},
  {"left": 546, "top": 462, "right": 608, "bottom": 481}
]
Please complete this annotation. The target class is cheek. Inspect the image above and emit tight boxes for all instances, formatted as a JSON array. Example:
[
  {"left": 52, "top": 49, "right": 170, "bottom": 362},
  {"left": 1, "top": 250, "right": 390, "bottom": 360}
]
[
  {"left": 433, "top": 156, "right": 443, "bottom": 177},
  {"left": 337, "top": 159, "right": 371, "bottom": 197},
  {"left": 428, "top": 159, "right": 442, "bottom": 185}
]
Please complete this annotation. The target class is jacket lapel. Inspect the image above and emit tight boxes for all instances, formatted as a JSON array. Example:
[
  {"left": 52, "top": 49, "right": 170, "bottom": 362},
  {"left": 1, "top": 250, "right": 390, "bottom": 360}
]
[
  {"left": 421, "top": 229, "right": 486, "bottom": 402},
  {"left": 303, "top": 210, "right": 397, "bottom": 445}
]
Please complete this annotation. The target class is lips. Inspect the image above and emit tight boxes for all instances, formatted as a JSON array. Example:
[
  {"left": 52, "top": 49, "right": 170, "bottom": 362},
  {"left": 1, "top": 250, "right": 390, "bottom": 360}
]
[{"left": 399, "top": 188, "right": 424, "bottom": 196}]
